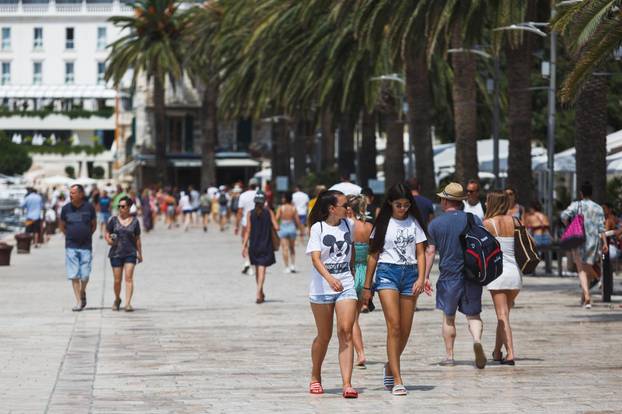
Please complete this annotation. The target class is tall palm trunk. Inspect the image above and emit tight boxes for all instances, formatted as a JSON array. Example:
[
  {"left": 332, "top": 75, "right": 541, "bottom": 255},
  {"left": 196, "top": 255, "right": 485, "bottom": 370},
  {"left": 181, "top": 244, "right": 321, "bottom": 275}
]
[
  {"left": 576, "top": 74, "right": 608, "bottom": 203},
  {"left": 321, "top": 110, "right": 335, "bottom": 171},
  {"left": 200, "top": 76, "right": 218, "bottom": 190},
  {"left": 506, "top": 39, "right": 534, "bottom": 203},
  {"left": 271, "top": 118, "right": 291, "bottom": 191},
  {"left": 338, "top": 111, "right": 356, "bottom": 179},
  {"left": 451, "top": 23, "right": 478, "bottom": 184},
  {"left": 405, "top": 52, "right": 436, "bottom": 197},
  {"left": 359, "top": 110, "right": 377, "bottom": 187},
  {"left": 293, "top": 119, "right": 310, "bottom": 185},
  {"left": 153, "top": 74, "right": 168, "bottom": 186},
  {"left": 380, "top": 88, "right": 404, "bottom": 189}
]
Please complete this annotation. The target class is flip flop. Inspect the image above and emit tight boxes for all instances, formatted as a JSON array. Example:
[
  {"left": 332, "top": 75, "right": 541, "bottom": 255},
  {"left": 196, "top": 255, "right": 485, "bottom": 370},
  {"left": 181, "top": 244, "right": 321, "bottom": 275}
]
[
  {"left": 309, "top": 381, "right": 324, "bottom": 395},
  {"left": 356, "top": 360, "right": 367, "bottom": 370},
  {"left": 439, "top": 358, "right": 455, "bottom": 367},
  {"left": 392, "top": 384, "right": 407, "bottom": 396},
  {"left": 474, "top": 342, "right": 486, "bottom": 369},
  {"left": 383, "top": 364, "right": 394, "bottom": 390},
  {"left": 342, "top": 387, "right": 358, "bottom": 399}
]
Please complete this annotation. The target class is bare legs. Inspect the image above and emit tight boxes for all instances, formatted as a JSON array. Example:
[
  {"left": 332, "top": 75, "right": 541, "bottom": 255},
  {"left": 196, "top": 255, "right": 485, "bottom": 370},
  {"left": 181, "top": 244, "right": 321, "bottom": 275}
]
[
  {"left": 288, "top": 238, "right": 296, "bottom": 271},
  {"left": 112, "top": 263, "right": 136, "bottom": 309},
  {"left": 280, "top": 239, "right": 290, "bottom": 269},
  {"left": 71, "top": 279, "right": 88, "bottom": 307},
  {"left": 310, "top": 300, "right": 357, "bottom": 390},
  {"left": 352, "top": 308, "right": 366, "bottom": 365},
  {"left": 255, "top": 265, "right": 266, "bottom": 302},
  {"left": 442, "top": 314, "right": 483, "bottom": 359},
  {"left": 378, "top": 290, "right": 416, "bottom": 386},
  {"left": 490, "top": 290, "right": 519, "bottom": 361},
  {"left": 572, "top": 249, "right": 598, "bottom": 305},
  {"left": 202, "top": 213, "right": 209, "bottom": 232}
]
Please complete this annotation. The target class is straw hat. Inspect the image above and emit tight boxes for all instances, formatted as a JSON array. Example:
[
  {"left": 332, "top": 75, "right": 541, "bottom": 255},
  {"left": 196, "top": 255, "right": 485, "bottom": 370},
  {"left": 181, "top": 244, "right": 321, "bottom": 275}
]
[{"left": 436, "top": 182, "right": 467, "bottom": 201}]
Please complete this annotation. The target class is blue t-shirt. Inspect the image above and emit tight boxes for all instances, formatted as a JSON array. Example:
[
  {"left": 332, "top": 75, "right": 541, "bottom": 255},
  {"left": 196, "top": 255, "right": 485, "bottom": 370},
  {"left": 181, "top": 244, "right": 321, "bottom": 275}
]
[
  {"left": 414, "top": 195, "right": 434, "bottom": 225},
  {"left": 22, "top": 192, "right": 43, "bottom": 221},
  {"left": 60, "top": 202, "right": 96, "bottom": 250},
  {"left": 428, "top": 210, "right": 481, "bottom": 280},
  {"left": 99, "top": 196, "right": 111, "bottom": 214}
]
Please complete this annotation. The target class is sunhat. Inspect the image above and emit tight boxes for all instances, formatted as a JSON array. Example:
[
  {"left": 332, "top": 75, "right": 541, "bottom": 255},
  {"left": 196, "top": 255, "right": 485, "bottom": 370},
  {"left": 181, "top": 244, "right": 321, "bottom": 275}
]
[{"left": 436, "top": 182, "right": 467, "bottom": 201}]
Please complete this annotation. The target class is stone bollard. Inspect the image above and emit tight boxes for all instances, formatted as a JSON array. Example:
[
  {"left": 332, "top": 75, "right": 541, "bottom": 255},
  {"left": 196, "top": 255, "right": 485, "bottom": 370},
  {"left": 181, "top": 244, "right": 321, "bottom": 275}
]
[
  {"left": 0, "top": 242, "right": 13, "bottom": 265},
  {"left": 15, "top": 233, "right": 32, "bottom": 254}
]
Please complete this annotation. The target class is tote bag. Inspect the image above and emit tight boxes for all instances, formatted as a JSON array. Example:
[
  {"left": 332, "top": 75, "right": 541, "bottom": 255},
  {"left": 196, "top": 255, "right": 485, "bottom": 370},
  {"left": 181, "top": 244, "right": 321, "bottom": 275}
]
[
  {"left": 560, "top": 202, "right": 586, "bottom": 250},
  {"left": 513, "top": 217, "right": 540, "bottom": 274}
]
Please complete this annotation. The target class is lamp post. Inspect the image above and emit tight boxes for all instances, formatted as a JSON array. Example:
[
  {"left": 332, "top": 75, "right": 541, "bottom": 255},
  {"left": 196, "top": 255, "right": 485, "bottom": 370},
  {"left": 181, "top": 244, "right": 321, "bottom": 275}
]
[{"left": 369, "top": 74, "right": 412, "bottom": 178}]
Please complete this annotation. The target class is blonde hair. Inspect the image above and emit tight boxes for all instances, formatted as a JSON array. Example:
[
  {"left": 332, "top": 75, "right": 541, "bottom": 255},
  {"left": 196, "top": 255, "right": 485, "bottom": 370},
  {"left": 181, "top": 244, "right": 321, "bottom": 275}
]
[
  {"left": 346, "top": 194, "right": 367, "bottom": 221},
  {"left": 484, "top": 190, "right": 510, "bottom": 220}
]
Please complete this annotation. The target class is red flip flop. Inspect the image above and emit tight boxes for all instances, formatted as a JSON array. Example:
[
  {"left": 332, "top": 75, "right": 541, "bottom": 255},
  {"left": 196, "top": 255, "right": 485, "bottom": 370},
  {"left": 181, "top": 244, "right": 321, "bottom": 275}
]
[
  {"left": 309, "top": 381, "right": 324, "bottom": 394},
  {"left": 342, "top": 387, "right": 358, "bottom": 399}
]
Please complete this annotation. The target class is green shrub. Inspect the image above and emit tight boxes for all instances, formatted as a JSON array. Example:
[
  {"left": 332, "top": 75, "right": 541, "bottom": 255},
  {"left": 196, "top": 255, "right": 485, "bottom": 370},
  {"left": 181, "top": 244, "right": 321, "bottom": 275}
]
[
  {"left": 92, "top": 166, "right": 105, "bottom": 179},
  {"left": 0, "top": 133, "right": 33, "bottom": 175},
  {"left": 65, "top": 166, "right": 76, "bottom": 178}
]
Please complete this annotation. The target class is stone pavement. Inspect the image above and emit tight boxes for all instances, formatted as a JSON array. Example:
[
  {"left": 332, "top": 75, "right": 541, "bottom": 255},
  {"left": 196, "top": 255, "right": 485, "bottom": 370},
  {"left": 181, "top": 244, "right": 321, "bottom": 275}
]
[{"left": 1, "top": 223, "right": 622, "bottom": 413}]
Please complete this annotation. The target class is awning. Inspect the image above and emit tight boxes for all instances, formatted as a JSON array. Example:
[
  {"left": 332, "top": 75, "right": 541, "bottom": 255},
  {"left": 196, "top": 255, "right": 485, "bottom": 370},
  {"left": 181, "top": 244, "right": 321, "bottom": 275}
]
[
  {"left": 170, "top": 158, "right": 260, "bottom": 168},
  {"left": 0, "top": 84, "right": 118, "bottom": 99}
]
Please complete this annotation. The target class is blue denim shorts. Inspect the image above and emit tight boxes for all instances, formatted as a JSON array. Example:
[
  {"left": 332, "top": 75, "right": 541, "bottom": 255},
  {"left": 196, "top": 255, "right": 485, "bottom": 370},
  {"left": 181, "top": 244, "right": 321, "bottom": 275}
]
[
  {"left": 436, "top": 277, "right": 482, "bottom": 316},
  {"left": 66, "top": 248, "right": 92, "bottom": 281},
  {"left": 374, "top": 262, "right": 418, "bottom": 296},
  {"left": 110, "top": 255, "right": 137, "bottom": 268},
  {"left": 309, "top": 287, "right": 358, "bottom": 304}
]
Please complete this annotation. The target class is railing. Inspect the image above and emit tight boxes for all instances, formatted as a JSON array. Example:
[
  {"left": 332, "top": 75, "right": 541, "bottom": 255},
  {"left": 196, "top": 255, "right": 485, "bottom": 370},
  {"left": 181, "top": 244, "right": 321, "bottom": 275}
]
[{"left": 0, "top": 0, "right": 134, "bottom": 14}]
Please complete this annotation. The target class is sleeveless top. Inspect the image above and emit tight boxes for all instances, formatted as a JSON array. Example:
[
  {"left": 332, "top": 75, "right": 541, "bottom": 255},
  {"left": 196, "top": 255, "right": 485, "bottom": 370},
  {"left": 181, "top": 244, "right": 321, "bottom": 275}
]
[
  {"left": 487, "top": 218, "right": 522, "bottom": 290},
  {"left": 353, "top": 242, "right": 368, "bottom": 295}
]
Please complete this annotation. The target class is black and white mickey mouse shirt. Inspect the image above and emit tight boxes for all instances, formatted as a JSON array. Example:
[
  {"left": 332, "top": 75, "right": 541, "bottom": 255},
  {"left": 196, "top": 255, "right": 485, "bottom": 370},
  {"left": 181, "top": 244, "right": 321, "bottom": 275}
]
[{"left": 306, "top": 219, "right": 354, "bottom": 295}]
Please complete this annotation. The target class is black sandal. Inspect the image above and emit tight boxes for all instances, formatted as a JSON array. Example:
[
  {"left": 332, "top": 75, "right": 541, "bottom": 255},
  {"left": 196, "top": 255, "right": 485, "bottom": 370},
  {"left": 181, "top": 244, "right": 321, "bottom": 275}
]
[
  {"left": 501, "top": 359, "right": 516, "bottom": 366},
  {"left": 492, "top": 351, "right": 503, "bottom": 362}
]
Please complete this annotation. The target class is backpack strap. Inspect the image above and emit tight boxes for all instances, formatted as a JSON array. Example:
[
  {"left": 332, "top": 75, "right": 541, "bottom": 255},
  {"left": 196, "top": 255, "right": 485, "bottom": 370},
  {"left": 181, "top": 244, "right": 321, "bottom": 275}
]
[{"left": 342, "top": 218, "right": 351, "bottom": 233}]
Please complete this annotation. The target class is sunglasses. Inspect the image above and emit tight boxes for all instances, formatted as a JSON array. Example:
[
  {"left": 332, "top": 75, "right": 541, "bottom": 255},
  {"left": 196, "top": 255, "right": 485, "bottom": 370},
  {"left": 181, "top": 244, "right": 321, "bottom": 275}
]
[{"left": 119, "top": 204, "right": 129, "bottom": 209}]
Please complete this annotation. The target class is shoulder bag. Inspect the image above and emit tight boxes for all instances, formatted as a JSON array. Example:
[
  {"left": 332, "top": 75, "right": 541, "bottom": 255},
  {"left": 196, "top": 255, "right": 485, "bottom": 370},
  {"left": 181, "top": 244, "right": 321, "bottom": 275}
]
[
  {"left": 513, "top": 217, "right": 540, "bottom": 274},
  {"left": 560, "top": 202, "right": 586, "bottom": 250}
]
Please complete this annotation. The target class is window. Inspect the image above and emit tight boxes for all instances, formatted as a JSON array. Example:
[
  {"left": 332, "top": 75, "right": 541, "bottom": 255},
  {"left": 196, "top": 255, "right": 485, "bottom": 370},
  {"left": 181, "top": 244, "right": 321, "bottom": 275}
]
[
  {"left": 65, "top": 62, "right": 74, "bottom": 84},
  {"left": 33, "top": 27, "right": 43, "bottom": 49},
  {"left": 1, "top": 62, "right": 10, "bottom": 85},
  {"left": 97, "top": 27, "right": 107, "bottom": 50},
  {"left": 1, "top": 27, "right": 10, "bottom": 50},
  {"left": 65, "top": 27, "right": 74, "bottom": 50},
  {"left": 33, "top": 62, "right": 42, "bottom": 84},
  {"left": 97, "top": 62, "right": 105, "bottom": 84}
]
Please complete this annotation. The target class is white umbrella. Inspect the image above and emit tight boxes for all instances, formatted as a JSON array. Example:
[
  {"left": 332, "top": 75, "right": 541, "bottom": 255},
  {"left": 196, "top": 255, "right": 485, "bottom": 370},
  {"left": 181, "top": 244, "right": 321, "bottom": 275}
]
[
  {"left": 73, "top": 177, "right": 97, "bottom": 185},
  {"left": 42, "top": 175, "right": 73, "bottom": 185}
]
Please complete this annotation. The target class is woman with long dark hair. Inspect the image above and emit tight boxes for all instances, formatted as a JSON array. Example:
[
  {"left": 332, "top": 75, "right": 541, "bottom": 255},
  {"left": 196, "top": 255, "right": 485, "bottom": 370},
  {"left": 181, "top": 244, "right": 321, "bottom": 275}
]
[
  {"left": 242, "top": 192, "right": 279, "bottom": 304},
  {"left": 361, "top": 183, "right": 427, "bottom": 396},
  {"left": 306, "top": 190, "right": 358, "bottom": 398}
]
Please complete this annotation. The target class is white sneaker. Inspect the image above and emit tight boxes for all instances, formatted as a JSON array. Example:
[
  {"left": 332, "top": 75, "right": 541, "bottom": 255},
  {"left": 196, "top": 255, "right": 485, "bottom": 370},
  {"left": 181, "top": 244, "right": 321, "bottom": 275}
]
[
  {"left": 289, "top": 266, "right": 297, "bottom": 273},
  {"left": 283, "top": 268, "right": 291, "bottom": 274}
]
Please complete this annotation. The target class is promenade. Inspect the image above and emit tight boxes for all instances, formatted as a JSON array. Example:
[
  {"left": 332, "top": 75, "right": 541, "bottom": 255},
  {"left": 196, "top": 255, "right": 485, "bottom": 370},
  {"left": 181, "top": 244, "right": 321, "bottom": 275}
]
[{"left": 1, "top": 226, "right": 621, "bottom": 413}]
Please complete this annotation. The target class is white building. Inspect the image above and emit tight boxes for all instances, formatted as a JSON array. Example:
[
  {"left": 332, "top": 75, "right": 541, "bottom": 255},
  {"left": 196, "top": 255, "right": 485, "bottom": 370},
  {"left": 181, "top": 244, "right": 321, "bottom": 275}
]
[{"left": 0, "top": 0, "right": 132, "bottom": 178}]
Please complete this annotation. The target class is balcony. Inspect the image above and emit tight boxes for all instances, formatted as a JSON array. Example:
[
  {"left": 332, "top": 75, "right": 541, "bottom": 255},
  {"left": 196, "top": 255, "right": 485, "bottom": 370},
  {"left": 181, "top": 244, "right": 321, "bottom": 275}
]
[{"left": 0, "top": 0, "right": 134, "bottom": 15}]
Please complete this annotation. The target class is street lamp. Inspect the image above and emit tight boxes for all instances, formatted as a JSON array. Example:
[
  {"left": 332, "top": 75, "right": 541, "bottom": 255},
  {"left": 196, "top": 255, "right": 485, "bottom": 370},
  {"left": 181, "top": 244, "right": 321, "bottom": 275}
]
[
  {"left": 369, "top": 74, "right": 414, "bottom": 178},
  {"left": 494, "top": 20, "right": 556, "bottom": 224}
]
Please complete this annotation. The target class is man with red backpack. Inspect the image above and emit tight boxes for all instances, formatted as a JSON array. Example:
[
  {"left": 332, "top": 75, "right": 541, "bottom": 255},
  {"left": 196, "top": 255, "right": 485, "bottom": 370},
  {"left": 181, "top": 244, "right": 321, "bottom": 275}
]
[{"left": 423, "top": 182, "right": 487, "bottom": 369}]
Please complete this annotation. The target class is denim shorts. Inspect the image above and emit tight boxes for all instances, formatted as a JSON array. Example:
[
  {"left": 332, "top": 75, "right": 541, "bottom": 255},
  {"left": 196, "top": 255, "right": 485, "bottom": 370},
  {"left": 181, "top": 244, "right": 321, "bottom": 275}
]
[
  {"left": 110, "top": 255, "right": 137, "bottom": 268},
  {"left": 278, "top": 221, "right": 297, "bottom": 239},
  {"left": 98, "top": 212, "right": 111, "bottom": 224},
  {"left": 436, "top": 276, "right": 482, "bottom": 316},
  {"left": 534, "top": 234, "right": 552, "bottom": 248},
  {"left": 309, "top": 287, "right": 358, "bottom": 304},
  {"left": 66, "top": 248, "right": 92, "bottom": 281},
  {"left": 374, "top": 262, "right": 418, "bottom": 296}
]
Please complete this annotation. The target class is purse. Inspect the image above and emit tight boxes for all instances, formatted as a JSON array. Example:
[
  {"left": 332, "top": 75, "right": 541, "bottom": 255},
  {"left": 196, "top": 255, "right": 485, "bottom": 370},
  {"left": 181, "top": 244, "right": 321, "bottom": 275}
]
[
  {"left": 513, "top": 217, "right": 540, "bottom": 274},
  {"left": 271, "top": 227, "right": 280, "bottom": 251},
  {"left": 560, "top": 202, "right": 586, "bottom": 250}
]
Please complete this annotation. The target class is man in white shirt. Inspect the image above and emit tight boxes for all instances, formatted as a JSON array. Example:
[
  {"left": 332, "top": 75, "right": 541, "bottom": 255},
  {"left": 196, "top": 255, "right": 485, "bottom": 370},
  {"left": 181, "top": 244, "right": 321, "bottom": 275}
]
[
  {"left": 236, "top": 179, "right": 258, "bottom": 274},
  {"left": 292, "top": 185, "right": 310, "bottom": 227},
  {"left": 463, "top": 179, "right": 485, "bottom": 220}
]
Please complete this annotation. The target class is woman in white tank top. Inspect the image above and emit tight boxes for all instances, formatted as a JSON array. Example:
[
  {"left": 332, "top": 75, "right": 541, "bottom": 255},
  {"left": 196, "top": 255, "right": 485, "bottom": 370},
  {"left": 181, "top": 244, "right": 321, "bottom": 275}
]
[{"left": 483, "top": 191, "right": 522, "bottom": 366}]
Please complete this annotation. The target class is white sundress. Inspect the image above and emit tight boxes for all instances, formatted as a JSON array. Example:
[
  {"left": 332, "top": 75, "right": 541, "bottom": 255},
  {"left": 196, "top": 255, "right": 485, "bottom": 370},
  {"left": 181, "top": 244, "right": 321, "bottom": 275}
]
[{"left": 486, "top": 218, "right": 522, "bottom": 290}]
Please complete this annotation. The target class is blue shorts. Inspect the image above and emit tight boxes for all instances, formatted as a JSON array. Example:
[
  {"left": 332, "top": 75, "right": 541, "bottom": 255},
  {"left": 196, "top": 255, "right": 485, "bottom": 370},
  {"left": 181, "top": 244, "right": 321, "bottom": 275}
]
[
  {"left": 299, "top": 215, "right": 307, "bottom": 226},
  {"left": 66, "top": 248, "right": 92, "bottom": 281},
  {"left": 374, "top": 263, "right": 417, "bottom": 296},
  {"left": 309, "top": 287, "right": 358, "bottom": 304},
  {"left": 98, "top": 211, "right": 111, "bottom": 224},
  {"left": 278, "top": 221, "right": 297, "bottom": 239},
  {"left": 436, "top": 277, "right": 482, "bottom": 316},
  {"left": 110, "top": 255, "right": 137, "bottom": 268},
  {"left": 534, "top": 234, "right": 552, "bottom": 248},
  {"left": 219, "top": 206, "right": 228, "bottom": 216}
]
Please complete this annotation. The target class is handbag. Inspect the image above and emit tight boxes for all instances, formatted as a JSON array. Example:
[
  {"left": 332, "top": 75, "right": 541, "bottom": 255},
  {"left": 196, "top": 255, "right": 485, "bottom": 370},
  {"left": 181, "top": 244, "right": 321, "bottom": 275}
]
[
  {"left": 513, "top": 217, "right": 540, "bottom": 274},
  {"left": 560, "top": 202, "right": 586, "bottom": 250},
  {"left": 271, "top": 227, "right": 280, "bottom": 251}
]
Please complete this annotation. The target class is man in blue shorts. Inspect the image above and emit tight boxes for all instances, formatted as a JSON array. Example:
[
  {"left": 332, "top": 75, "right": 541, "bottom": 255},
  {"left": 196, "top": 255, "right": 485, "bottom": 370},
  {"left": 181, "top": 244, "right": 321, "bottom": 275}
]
[
  {"left": 424, "top": 182, "right": 486, "bottom": 369},
  {"left": 60, "top": 184, "right": 97, "bottom": 312}
]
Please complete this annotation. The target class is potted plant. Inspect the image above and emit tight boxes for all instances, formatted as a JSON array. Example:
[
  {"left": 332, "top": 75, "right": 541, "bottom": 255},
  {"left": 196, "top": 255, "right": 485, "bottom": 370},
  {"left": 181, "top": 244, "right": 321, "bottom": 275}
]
[
  {"left": 15, "top": 233, "right": 32, "bottom": 254},
  {"left": 0, "top": 242, "right": 13, "bottom": 265}
]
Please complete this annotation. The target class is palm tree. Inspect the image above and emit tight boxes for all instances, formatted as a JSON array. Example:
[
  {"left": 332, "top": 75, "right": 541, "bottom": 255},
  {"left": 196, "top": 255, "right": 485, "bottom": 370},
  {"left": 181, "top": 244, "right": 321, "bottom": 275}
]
[
  {"left": 106, "top": 0, "right": 186, "bottom": 186},
  {"left": 182, "top": 2, "right": 223, "bottom": 190},
  {"left": 552, "top": 0, "right": 618, "bottom": 201}
]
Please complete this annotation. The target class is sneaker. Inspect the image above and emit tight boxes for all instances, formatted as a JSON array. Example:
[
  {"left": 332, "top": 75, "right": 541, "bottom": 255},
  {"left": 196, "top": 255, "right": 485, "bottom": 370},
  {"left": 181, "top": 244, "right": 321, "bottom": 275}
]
[
  {"left": 290, "top": 266, "right": 297, "bottom": 273},
  {"left": 474, "top": 342, "right": 486, "bottom": 369},
  {"left": 241, "top": 265, "right": 250, "bottom": 274},
  {"left": 283, "top": 268, "right": 291, "bottom": 274}
]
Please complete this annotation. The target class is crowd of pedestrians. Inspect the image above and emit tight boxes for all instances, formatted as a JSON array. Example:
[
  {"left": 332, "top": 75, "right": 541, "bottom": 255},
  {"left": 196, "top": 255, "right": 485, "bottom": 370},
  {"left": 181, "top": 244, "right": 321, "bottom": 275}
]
[{"left": 16, "top": 171, "right": 615, "bottom": 400}]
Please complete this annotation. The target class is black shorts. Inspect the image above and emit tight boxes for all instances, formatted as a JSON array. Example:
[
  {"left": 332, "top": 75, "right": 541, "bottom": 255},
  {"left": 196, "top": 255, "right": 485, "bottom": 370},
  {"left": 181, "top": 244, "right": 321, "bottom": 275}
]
[{"left": 26, "top": 219, "right": 41, "bottom": 234}]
